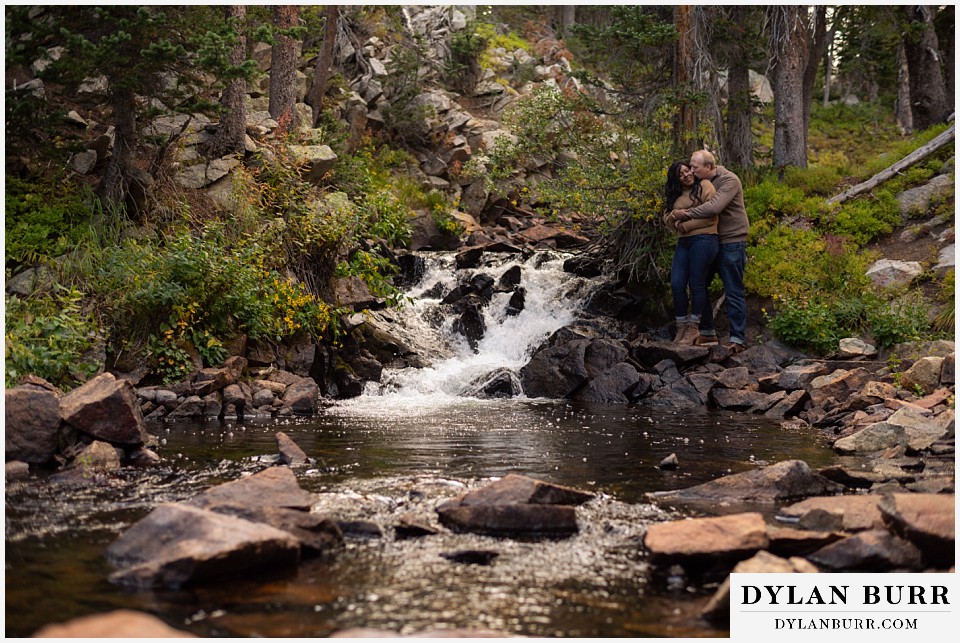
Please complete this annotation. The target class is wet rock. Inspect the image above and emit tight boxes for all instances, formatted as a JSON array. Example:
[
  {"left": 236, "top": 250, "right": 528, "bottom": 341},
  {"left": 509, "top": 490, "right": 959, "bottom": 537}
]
[
  {"left": 72, "top": 440, "right": 122, "bottom": 473},
  {"left": 778, "top": 495, "right": 885, "bottom": 532},
  {"left": 700, "top": 551, "right": 818, "bottom": 625},
  {"left": 5, "top": 386, "right": 61, "bottom": 463},
  {"left": 466, "top": 368, "right": 520, "bottom": 398},
  {"left": 282, "top": 377, "right": 320, "bottom": 415},
  {"left": 395, "top": 253, "right": 426, "bottom": 288},
  {"left": 189, "top": 466, "right": 314, "bottom": 512},
  {"left": 59, "top": 373, "right": 147, "bottom": 445},
  {"left": 520, "top": 338, "right": 589, "bottom": 399},
  {"left": 498, "top": 264, "right": 522, "bottom": 289},
  {"left": 209, "top": 505, "right": 342, "bottom": 557},
  {"left": 337, "top": 520, "right": 383, "bottom": 538},
  {"left": 658, "top": 453, "right": 679, "bottom": 470},
  {"left": 105, "top": 503, "right": 301, "bottom": 588},
  {"left": 647, "top": 460, "right": 842, "bottom": 505},
  {"left": 815, "top": 465, "right": 883, "bottom": 489},
  {"left": 807, "top": 529, "right": 924, "bottom": 571},
  {"left": 253, "top": 388, "right": 276, "bottom": 407},
  {"left": 505, "top": 287, "right": 525, "bottom": 316},
  {"left": 443, "top": 474, "right": 594, "bottom": 507},
  {"left": 440, "top": 549, "right": 499, "bottom": 565},
  {"left": 129, "top": 447, "right": 161, "bottom": 467},
  {"left": 394, "top": 515, "right": 439, "bottom": 539},
  {"left": 276, "top": 431, "right": 309, "bottom": 466},
  {"left": 454, "top": 303, "right": 487, "bottom": 350},
  {"left": 33, "top": 609, "right": 197, "bottom": 638},
  {"left": 437, "top": 503, "right": 578, "bottom": 537},
  {"left": 575, "top": 362, "right": 639, "bottom": 404},
  {"left": 643, "top": 512, "right": 769, "bottom": 577},
  {"left": 878, "top": 493, "right": 955, "bottom": 568},
  {"left": 455, "top": 247, "right": 483, "bottom": 269}
]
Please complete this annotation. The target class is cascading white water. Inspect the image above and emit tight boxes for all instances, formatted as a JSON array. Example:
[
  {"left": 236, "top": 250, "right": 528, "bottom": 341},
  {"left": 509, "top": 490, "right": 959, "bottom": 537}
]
[{"left": 360, "top": 250, "right": 599, "bottom": 403}]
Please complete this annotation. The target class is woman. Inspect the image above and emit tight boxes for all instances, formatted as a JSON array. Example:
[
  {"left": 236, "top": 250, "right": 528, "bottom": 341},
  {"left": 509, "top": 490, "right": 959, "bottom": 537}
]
[{"left": 662, "top": 161, "right": 719, "bottom": 346}]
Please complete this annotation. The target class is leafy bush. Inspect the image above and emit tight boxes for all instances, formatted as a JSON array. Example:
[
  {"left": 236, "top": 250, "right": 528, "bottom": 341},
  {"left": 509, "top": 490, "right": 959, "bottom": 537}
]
[
  {"left": 765, "top": 289, "right": 929, "bottom": 354},
  {"left": 446, "top": 23, "right": 488, "bottom": 94},
  {"left": 782, "top": 165, "right": 843, "bottom": 196},
  {"left": 5, "top": 177, "right": 96, "bottom": 268},
  {"left": 4, "top": 287, "right": 99, "bottom": 389},
  {"left": 829, "top": 190, "right": 901, "bottom": 244}
]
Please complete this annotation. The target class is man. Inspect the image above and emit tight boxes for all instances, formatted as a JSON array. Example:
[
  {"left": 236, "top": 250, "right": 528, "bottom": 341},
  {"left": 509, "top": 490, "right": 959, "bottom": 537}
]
[{"left": 672, "top": 150, "right": 749, "bottom": 353}]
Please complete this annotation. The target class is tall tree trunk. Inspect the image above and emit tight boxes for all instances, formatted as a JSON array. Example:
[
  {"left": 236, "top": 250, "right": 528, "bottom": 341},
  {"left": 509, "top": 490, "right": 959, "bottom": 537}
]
[
  {"left": 308, "top": 5, "right": 338, "bottom": 128},
  {"left": 559, "top": 5, "right": 576, "bottom": 38},
  {"left": 903, "top": 6, "right": 949, "bottom": 130},
  {"left": 208, "top": 5, "right": 248, "bottom": 157},
  {"left": 896, "top": 42, "right": 914, "bottom": 134},
  {"left": 98, "top": 86, "right": 137, "bottom": 213},
  {"left": 822, "top": 24, "right": 834, "bottom": 107},
  {"left": 723, "top": 5, "right": 753, "bottom": 170},
  {"left": 673, "top": 5, "right": 697, "bottom": 155},
  {"left": 936, "top": 5, "right": 954, "bottom": 110},
  {"left": 269, "top": 5, "right": 300, "bottom": 132},
  {"left": 801, "top": 6, "right": 827, "bottom": 151},
  {"left": 770, "top": 6, "right": 809, "bottom": 173}
]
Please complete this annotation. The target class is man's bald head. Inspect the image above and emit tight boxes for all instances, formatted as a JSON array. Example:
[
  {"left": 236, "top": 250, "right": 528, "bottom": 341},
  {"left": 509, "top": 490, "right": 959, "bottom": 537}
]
[{"left": 690, "top": 150, "right": 717, "bottom": 180}]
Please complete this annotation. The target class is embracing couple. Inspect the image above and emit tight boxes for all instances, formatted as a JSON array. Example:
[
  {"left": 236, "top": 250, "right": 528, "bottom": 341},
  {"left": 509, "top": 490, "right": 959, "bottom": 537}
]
[{"left": 662, "top": 150, "right": 749, "bottom": 354}]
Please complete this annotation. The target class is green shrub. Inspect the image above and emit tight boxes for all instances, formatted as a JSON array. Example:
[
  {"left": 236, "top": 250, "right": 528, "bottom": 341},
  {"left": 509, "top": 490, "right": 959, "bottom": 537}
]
[
  {"left": 4, "top": 286, "right": 99, "bottom": 389},
  {"left": 782, "top": 164, "right": 843, "bottom": 196},
  {"left": 5, "top": 177, "right": 96, "bottom": 268},
  {"left": 764, "top": 296, "right": 840, "bottom": 355},
  {"left": 829, "top": 190, "right": 901, "bottom": 244}
]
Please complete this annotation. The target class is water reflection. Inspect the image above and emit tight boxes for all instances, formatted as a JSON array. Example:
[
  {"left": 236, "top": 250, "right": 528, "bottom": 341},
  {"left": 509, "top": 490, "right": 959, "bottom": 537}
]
[{"left": 5, "top": 401, "right": 836, "bottom": 637}]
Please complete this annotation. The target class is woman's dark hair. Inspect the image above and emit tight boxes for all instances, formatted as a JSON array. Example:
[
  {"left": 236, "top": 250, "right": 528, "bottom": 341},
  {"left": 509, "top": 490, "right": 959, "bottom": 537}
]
[{"left": 664, "top": 160, "right": 702, "bottom": 211}]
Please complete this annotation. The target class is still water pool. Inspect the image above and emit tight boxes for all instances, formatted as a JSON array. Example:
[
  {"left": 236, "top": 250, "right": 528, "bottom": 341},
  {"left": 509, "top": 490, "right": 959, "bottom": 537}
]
[{"left": 5, "top": 399, "right": 837, "bottom": 637}]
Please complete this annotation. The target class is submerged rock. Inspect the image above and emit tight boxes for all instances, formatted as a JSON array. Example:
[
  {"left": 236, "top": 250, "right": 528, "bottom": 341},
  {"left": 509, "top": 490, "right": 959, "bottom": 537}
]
[
  {"left": 188, "top": 466, "right": 314, "bottom": 512},
  {"left": 276, "top": 431, "right": 309, "bottom": 466}
]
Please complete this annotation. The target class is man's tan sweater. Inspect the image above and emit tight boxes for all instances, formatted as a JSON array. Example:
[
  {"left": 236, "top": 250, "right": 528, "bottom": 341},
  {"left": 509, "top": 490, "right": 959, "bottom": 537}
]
[{"left": 683, "top": 166, "right": 749, "bottom": 244}]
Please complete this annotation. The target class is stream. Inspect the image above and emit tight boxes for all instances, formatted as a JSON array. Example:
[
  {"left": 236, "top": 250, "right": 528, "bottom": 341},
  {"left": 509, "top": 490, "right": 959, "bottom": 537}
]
[{"left": 4, "top": 251, "right": 839, "bottom": 637}]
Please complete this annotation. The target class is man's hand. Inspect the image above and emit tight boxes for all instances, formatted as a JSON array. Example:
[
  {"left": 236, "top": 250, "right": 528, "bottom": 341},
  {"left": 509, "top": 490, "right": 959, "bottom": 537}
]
[{"left": 673, "top": 208, "right": 691, "bottom": 222}]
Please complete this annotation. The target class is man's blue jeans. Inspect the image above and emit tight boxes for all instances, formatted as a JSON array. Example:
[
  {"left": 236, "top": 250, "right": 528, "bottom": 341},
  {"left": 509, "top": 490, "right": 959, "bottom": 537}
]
[
  {"left": 671, "top": 234, "right": 719, "bottom": 324},
  {"left": 704, "top": 241, "right": 747, "bottom": 344}
]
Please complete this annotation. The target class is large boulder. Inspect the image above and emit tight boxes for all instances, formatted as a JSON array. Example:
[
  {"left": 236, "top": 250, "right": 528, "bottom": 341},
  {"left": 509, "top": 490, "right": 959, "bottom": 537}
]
[
  {"left": 287, "top": 144, "right": 337, "bottom": 183},
  {"left": 643, "top": 512, "right": 769, "bottom": 578},
  {"left": 105, "top": 503, "right": 301, "bottom": 588},
  {"left": 59, "top": 373, "right": 147, "bottom": 445},
  {"left": 520, "top": 338, "right": 590, "bottom": 399},
  {"left": 878, "top": 493, "right": 954, "bottom": 568},
  {"left": 866, "top": 259, "right": 923, "bottom": 289},
  {"left": 647, "top": 460, "right": 842, "bottom": 505},
  {"left": 5, "top": 386, "right": 62, "bottom": 463}
]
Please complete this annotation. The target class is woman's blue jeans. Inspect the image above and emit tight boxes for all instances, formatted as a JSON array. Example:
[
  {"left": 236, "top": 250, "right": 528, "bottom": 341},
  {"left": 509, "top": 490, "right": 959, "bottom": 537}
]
[{"left": 671, "top": 234, "right": 719, "bottom": 325}]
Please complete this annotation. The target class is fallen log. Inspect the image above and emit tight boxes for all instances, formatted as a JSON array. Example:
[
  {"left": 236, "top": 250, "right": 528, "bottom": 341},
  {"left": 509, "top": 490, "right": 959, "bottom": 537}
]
[{"left": 826, "top": 121, "right": 955, "bottom": 205}]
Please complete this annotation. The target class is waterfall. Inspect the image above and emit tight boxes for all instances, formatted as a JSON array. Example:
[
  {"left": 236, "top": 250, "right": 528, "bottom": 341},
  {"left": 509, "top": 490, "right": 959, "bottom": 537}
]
[{"left": 361, "top": 250, "right": 599, "bottom": 402}]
